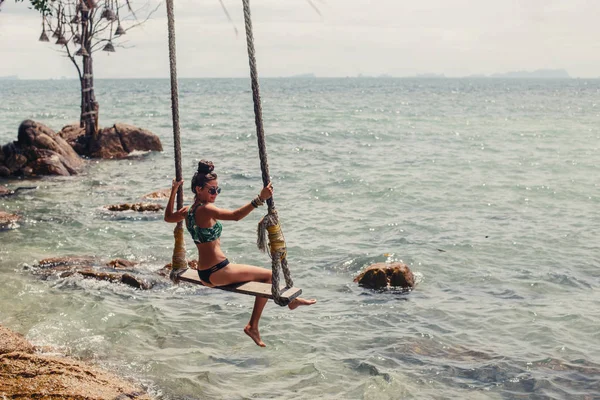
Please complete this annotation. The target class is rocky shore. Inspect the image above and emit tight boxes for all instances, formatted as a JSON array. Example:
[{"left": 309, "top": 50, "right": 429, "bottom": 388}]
[
  {"left": 0, "top": 120, "right": 163, "bottom": 178},
  {"left": 0, "top": 324, "right": 151, "bottom": 399}
]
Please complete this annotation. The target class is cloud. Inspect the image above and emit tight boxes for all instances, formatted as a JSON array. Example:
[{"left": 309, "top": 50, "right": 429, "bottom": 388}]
[{"left": 1, "top": 0, "right": 600, "bottom": 78}]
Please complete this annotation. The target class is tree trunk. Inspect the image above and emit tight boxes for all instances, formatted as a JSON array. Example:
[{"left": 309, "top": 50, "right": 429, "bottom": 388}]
[{"left": 80, "top": 7, "right": 99, "bottom": 150}]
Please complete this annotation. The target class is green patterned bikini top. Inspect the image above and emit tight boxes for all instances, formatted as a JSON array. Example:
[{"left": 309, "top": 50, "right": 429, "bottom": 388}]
[{"left": 186, "top": 203, "right": 222, "bottom": 244}]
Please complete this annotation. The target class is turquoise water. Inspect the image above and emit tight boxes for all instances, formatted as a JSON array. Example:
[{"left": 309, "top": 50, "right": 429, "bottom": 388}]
[{"left": 1, "top": 78, "right": 599, "bottom": 399}]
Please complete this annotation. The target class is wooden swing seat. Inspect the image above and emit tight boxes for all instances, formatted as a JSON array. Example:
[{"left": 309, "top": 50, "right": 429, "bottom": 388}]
[{"left": 178, "top": 268, "right": 302, "bottom": 301}]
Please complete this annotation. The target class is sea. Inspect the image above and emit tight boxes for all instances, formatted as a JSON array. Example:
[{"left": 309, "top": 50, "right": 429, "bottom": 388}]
[{"left": 0, "top": 77, "right": 599, "bottom": 399}]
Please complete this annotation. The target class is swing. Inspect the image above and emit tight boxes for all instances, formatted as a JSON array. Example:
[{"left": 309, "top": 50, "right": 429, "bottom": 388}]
[{"left": 165, "top": 0, "right": 301, "bottom": 306}]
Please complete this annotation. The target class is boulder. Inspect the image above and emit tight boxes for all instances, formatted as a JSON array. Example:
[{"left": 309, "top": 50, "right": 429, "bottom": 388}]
[
  {"left": 0, "top": 120, "right": 84, "bottom": 178},
  {"left": 87, "top": 125, "right": 128, "bottom": 159},
  {"left": 58, "top": 123, "right": 87, "bottom": 155},
  {"left": 0, "top": 211, "right": 20, "bottom": 230},
  {"left": 106, "top": 203, "right": 163, "bottom": 212},
  {"left": 354, "top": 262, "right": 415, "bottom": 290},
  {"left": 115, "top": 123, "right": 163, "bottom": 153},
  {"left": 61, "top": 123, "right": 163, "bottom": 159},
  {"left": 0, "top": 325, "right": 151, "bottom": 399}
]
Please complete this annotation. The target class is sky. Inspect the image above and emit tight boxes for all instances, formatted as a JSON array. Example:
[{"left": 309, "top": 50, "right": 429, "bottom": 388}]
[{"left": 1, "top": 0, "right": 599, "bottom": 79}]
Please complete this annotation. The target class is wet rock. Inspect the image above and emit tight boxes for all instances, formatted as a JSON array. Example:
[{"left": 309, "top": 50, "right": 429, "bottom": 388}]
[
  {"left": 37, "top": 256, "right": 96, "bottom": 269},
  {"left": 0, "top": 120, "right": 84, "bottom": 178},
  {"left": 107, "top": 258, "right": 138, "bottom": 269},
  {"left": 159, "top": 260, "right": 198, "bottom": 277},
  {"left": 0, "top": 211, "right": 21, "bottom": 230},
  {"left": 0, "top": 325, "right": 151, "bottom": 399},
  {"left": 142, "top": 188, "right": 170, "bottom": 200},
  {"left": 77, "top": 269, "right": 151, "bottom": 290},
  {"left": 0, "top": 185, "right": 37, "bottom": 197},
  {"left": 354, "top": 262, "right": 415, "bottom": 290},
  {"left": 32, "top": 256, "right": 152, "bottom": 290},
  {"left": 106, "top": 203, "right": 164, "bottom": 212}
]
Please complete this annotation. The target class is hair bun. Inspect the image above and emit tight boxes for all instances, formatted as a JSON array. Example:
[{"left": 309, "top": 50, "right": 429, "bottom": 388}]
[{"left": 197, "top": 160, "right": 214, "bottom": 174}]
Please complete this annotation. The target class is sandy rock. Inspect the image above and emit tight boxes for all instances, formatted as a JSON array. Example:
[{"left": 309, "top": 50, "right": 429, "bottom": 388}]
[
  {"left": 106, "top": 203, "right": 163, "bottom": 212},
  {"left": 354, "top": 262, "right": 415, "bottom": 290},
  {"left": 0, "top": 186, "right": 10, "bottom": 196},
  {"left": 0, "top": 211, "right": 21, "bottom": 230},
  {"left": 0, "top": 325, "right": 35, "bottom": 355},
  {"left": 0, "top": 325, "right": 151, "bottom": 399}
]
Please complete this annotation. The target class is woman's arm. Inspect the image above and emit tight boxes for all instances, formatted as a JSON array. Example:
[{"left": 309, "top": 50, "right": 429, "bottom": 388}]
[
  {"left": 205, "top": 182, "right": 273, "bottom": 222},
  {"left": 164, "top": 179, "right": 188, "bottom": 223}
]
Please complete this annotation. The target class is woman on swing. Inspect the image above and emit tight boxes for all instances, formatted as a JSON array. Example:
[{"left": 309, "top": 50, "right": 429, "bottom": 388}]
[{"left": 165, "top": 160, "right": 316, "bottom": 347}]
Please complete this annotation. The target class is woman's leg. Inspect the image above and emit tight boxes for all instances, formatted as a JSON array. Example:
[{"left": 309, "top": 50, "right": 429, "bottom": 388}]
[{"left": 210, "top": 263, "right": 271, "bottom": 347}]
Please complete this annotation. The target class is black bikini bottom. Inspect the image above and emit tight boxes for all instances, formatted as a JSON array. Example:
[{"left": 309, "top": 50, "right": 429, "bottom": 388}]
[{"left": 197, "top": 259, "right": 229, "bottom": 285}]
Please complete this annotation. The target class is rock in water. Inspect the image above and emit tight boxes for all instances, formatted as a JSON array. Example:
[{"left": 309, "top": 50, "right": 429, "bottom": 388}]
[
  {"left": 354, "top": 262, "right": 415, "bottom": 290},
  {"left": 0, "top": 120, "right": 84, "bottom": 177},
  {"left": 106, "top": 203, "right": 164, "bottom": 212},
  {"left": 32, "top": 256, "right": 152, "bottom": 290},
  {"left": 60, "top": 123, "right": 163, "bottom": 159},
  {"left": 0, "top": 211, "right": 20, "bottom": 230}
]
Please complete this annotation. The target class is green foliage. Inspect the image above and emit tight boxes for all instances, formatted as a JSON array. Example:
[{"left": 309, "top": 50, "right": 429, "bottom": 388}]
[{"left": 15, "top": 0, "right": 54, "bottom": 15}]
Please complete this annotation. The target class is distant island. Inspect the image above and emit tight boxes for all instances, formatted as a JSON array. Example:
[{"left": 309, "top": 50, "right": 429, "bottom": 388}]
[
  {"left": 0, "top": 75, "right": 18, "bottom": 80},
  {"left": 412, "top": 69, "right": 571, "bottom": 79},
  {"left": 488, "top": 69, "right": 570, "bottom": 78},
  {"left": 288, "top": 73, "right": 316, "bottom": 78},
  {"left": 352, "top": 69, "right": 572, "bottom": 79}
]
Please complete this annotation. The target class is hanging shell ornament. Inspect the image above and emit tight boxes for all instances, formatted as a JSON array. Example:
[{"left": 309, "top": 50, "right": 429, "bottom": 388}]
[
  {"left": 75, "top": 46, "right": 89, "bottom": 56},
  {"left": 56, "top": 35, "right": 68, "bottom": 46},
  {"left": 101, "top": 7, "right": 117, "bottom": 21},
  {"left": 39, "top": 16, "right": 50, "bottom": 42},
  {"left": 73, "top": 33, "right": 82, "bottom": 44},
  {"left": 115, "top": 24, "right": 126, "bottom": 36},
  {"left": 52, "top": 26, "right": 62, "bottom": 38},
  {"left": 39, "top": 30, "right": 50, "bottom": 42},
  {"left": 71, "top": 14, "right": 81, "bottom": 24},
  {"left": 102, "top": 41, "right": 116, "bottom": 52}
]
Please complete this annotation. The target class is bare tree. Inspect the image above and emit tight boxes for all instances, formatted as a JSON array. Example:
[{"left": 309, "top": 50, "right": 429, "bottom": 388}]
[{"left": 28, "top": 0, "right": 157, "bottom": 149}]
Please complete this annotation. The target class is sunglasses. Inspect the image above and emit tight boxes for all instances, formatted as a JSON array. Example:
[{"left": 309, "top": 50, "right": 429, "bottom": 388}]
[{"left": 206, "top": 186, "right": 221, "bottom": 195}]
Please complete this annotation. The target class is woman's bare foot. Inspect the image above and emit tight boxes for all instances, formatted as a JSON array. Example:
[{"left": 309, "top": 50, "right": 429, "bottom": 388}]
[
  {"left": 288, "top": 297, "right": 317, "bottom": 310},
  {"left": 244, "top": 325, "right": 266, "bottom": 347}
]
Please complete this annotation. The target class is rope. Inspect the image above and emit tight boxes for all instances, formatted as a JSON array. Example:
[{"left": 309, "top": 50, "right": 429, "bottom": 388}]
[
  {"left": 243, "top": 0, "right": 294, "bottom": 305},
  {"left": 166, "top": 0, "right": 186, "bottom": 278}
]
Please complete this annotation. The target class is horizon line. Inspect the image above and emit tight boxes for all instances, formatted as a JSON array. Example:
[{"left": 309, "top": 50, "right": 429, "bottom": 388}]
[{"left": 3, "top": 76, "right": 600, "bottom": 81}]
